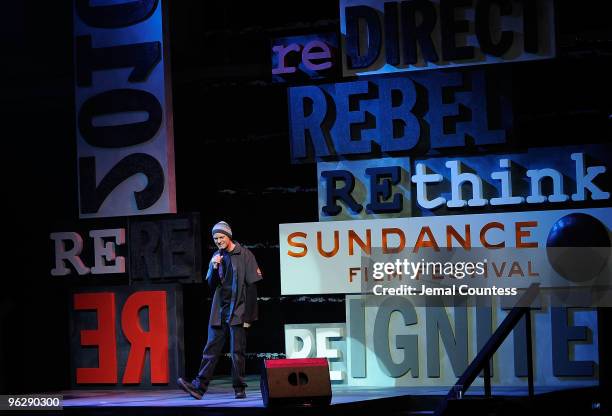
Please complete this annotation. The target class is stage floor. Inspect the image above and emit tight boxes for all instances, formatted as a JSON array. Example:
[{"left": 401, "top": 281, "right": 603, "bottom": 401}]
[{"left": 59, "top": 375, "right": 571, "bottom": 414}]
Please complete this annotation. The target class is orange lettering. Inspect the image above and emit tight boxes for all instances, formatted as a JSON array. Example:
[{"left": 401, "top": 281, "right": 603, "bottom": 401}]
[
  {"left": 528, "top": 261, "right": 539, "bottom": 276},
  {"left": 516, "top": 221, "right": 538, "bottom": 248},
  {"left": 446, "top": 224, "right": 471, "bottom": 250},
  {"left": 317, "top": 231, "right": 339, "bottom": 258},
  {"left": 480, "top": 222, "right": 505, "bottom": 249},
  {"left": 287, "top": 232, "right": 308, "bottom": 258},
  {"left": 349, "top": 267, "right": 360, "bottom": 283},
  {"left": 413, "top": 226, "right": 440, "bottom": 252},
  {"left": 348, "top": 229, "right": 371, "bottom": 255},
  {"left": 508, "top": 261, "right": 524, "bottom": 277},
  {"left": 382, "top": 228, "right": 406, "bottom": 254},
  {"left": 492, "top": 261, "right": 506, "bottom": 277}
]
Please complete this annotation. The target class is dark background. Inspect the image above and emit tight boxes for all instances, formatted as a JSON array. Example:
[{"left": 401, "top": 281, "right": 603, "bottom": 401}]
[{"left": 1, "top": 1, "right": 611, "bottom": 393}]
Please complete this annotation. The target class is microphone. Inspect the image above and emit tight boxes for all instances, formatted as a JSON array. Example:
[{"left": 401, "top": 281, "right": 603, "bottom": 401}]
[{"left": 213, "top": 249, "right": 225, "bottom": 269}]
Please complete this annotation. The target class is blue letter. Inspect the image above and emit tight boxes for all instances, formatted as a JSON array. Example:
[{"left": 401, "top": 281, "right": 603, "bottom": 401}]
[
  {"left": 378, "top": 77, "right": 420, "bottom": 152},
  {"left": 289, "top": 85, "right": 331, "bottom": 162},
  {"left": 333, "top": 81, "right": 374, "bottom": 155},
  {"left": 321, "top": 170, "right": 363, "bottom": 216},
  {"left": 366, "top": 166, "right": 403, "bottom": 213},
  {"left": 345, "top": 6, "right": 382, "bottom": 69}
]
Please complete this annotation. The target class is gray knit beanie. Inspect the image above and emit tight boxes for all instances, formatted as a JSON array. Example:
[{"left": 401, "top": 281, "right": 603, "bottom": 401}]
[{"left": 211, "top": 221, "right": 232, "bottom": 238}]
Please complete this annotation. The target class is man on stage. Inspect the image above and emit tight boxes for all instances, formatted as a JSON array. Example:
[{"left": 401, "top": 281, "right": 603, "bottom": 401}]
[{"left": 178, "top": 221, "right": 263, "bottom": 399}]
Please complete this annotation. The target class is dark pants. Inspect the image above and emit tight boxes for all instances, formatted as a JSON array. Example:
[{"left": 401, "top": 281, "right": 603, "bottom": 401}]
[{"left": 196, "top": 320, "right": 247, "bottom": 390}]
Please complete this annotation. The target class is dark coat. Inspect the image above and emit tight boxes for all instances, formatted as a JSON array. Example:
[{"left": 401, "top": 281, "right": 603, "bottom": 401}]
[{"left": 206, "top": 242, "right": 262, "bottom": 326}]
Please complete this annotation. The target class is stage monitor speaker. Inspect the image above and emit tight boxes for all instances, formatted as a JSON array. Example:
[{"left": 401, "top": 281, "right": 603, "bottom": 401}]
[{"left": 260, "top": 358, "right": 332, "bottom": 407}]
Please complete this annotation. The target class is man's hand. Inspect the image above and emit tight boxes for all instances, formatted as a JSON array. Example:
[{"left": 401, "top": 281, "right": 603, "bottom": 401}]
[
  {"left": 243, "top": 322, "right": 251, "bottom": 328},
  {"left": 211, "top": 254, "right": 222, "bottom": 269}
]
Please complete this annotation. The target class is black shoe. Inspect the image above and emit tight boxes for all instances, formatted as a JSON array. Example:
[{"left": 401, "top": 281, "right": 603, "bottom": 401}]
[
  {"left": 234, "top": 388, "right": 246, "bottom": 399},
  {"left": 177, "top": 377, "right": 205, "bottom": 400}
]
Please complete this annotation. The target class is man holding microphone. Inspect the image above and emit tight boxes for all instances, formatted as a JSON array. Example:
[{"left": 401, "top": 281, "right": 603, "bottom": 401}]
[{"left": 178, "top": 221, "right": 263, "bottom": 400}]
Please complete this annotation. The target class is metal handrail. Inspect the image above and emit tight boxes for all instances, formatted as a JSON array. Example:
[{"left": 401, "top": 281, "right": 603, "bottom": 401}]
[{"left": 434, "top": 283, "right": 540, "bottom": 416}]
